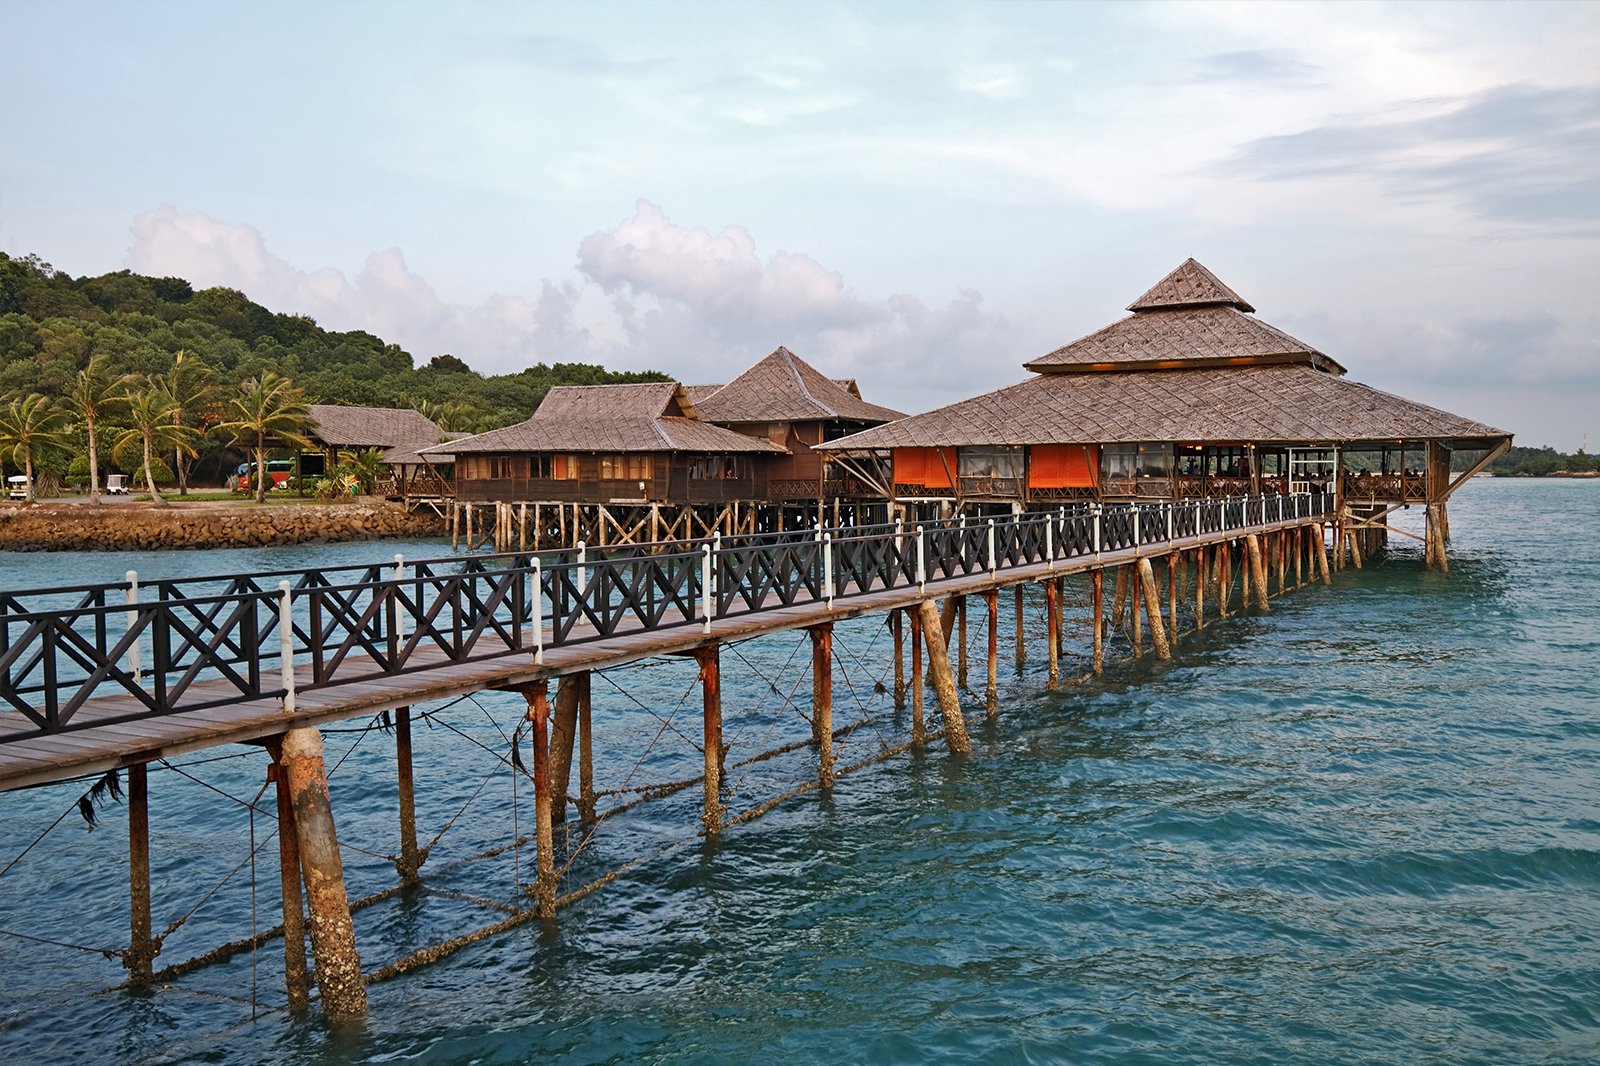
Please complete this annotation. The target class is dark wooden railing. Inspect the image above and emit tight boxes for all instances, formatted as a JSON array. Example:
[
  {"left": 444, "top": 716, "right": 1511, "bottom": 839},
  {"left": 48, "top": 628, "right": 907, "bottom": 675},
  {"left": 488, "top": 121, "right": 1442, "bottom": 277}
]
[{"left": 0, "top": 493, "right": 1331, "bottom": 740}]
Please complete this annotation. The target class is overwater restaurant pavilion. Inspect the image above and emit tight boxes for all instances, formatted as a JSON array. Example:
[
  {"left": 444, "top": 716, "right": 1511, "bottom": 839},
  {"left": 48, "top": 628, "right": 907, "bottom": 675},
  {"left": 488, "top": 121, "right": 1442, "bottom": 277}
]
[{"left": 818, "top": 259, "right": 1511, "bottom": 556}]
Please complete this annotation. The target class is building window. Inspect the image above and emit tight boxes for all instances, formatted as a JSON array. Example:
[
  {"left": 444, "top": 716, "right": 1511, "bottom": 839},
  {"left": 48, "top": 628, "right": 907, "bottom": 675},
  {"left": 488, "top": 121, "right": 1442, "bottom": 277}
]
[
  {"left": 600, "top": 455, "right": 652, "bottom": 480},
  {"left": 689, "top": 456, "right": 746, "bottom": 480},
  {"left": 487, "top": 456, "right": 526, "bottom": 479},
  {"left": 956, "top": 446, "right": 1023, "bottom": 480},
  {"left": 1102, "top": 443, "right": 1172, "bottom": 480},
  {"left": 533, "top": 455, "right": 577, "bottom": 479}
]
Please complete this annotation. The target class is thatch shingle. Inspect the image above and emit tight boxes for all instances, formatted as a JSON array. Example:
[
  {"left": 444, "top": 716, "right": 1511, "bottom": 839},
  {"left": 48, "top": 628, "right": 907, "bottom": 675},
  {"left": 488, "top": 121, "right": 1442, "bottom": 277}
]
[
  {"left": 1128, "top": 257, "right": 1255, "bottom": 312},
  {"left": 693, "top": 347, "right": 903, "bottom": 424}
]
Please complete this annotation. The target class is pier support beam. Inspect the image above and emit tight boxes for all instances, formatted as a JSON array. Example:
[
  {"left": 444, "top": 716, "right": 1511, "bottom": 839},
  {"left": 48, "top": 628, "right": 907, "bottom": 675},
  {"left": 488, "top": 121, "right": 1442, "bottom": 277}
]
[
  {"left": 916, "top": 599, "right": 970, "bottom": 755},
  {"left": 695, "top": 645, "right": 724, "bottom": 833},
  {"left": 394, "top": 707, "right": 422, "bottom": 882},
  {"left": 279, "top": 725, "right": 368, "bottom": 1018},
  {"left": 1014, "top": 586, "right": 1026, "bottom": 668},
  {"left": 549, "top": 677, "right": 580, "bottom": 824},
  {"left": 910, "top": 608, "right": 924, "bottom": 744},
  {"left": 809, "top": 624, "right": 835, "bottom": 787},
  {"left": 1315, "top": 524, "right": 1331, "bottom": 584},
  {"left": 125, "top": 762, "right": 156, "bottom": 986},
  {"left": 957, "top": 596, "right": 968, "bottom": 689},
  {"left": 1092, "top": 569, "right": 1104, "bottom": 674},
  {"left": 576, "top": 672, "right": 596, "bottom": 822},
  {"left": 1136, "top": 557, "right": 1171, "bottom": 660},
  {"left": 984, "top": 589, "right": 999, "bottom": 717},
  {"left": 1168, "top": 554, "right": 1179, "bottom": 646},
  {"left": 1044, "top": 579, "right": 1060, "bottom": 688},
  {"left": 1246, "top": 535, "right": 1270, "bottom": 612},
  {"left": 518, "top": 682, "right": 558, "bottom": 919},
  {"left": 1195, "top": 547, "right": 1206, "bottom": 630},
  {"left": 891, "top": 610, "right": 906, "bottom": 709},
  {"left": 268, "top": 754, "right": 310, "bottom": 1010}
]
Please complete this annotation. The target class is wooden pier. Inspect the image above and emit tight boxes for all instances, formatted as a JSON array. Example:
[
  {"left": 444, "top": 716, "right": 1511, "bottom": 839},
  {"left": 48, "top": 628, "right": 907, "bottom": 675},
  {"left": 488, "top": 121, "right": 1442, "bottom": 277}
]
[{"left": 1, "top": 492, "right": 1334, "bottom": 1019}]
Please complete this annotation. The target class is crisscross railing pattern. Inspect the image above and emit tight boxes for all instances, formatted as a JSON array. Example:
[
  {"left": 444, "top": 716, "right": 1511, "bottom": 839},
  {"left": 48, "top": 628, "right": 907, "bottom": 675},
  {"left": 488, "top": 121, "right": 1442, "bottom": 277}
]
[{"left": 0, "top": 493, "right": 1331, "bottom": 740}]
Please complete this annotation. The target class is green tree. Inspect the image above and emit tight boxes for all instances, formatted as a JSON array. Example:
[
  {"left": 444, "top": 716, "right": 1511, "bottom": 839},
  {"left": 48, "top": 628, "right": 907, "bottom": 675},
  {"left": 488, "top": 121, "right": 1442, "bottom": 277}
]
[
  {"left": 215, "top": 371, "right": 316, "bottom": 504},
  {"left": 0, "top": 392, "right": 74, "bottom": 502},
  {"left": 161, "top": 348, "right": 221, "bottom": 495},
  {"left": 69, "top": 353, "right": 130, "bottom": 504},
  {"left": 111, "top": 382, "right": 202, "bottom": 504}
]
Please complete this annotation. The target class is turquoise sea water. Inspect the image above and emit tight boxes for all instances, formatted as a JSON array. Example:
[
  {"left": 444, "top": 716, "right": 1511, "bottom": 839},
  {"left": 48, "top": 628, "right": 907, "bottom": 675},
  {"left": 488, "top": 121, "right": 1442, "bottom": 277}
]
[{"left": 1, "top": 479, "right": 1597, "bottom": 1065}]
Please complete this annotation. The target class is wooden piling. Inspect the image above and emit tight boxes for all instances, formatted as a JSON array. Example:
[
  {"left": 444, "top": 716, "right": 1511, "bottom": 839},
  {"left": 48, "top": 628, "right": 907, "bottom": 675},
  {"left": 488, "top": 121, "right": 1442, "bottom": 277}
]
[
  {"left": 1195, "top": 546, "right": 1206, "bottom": 630},
  {"left": 1044, "top": 579, "right": 1060, "bottom": 688},
  {"left": 1246, "top": 535, "right": 1270, "bottom": 612},
  {"left": 518, "top": 682, "right": 557, "bottom": 918},
  {"left": 279, "top": 725, "right": 368, "bottom": 1017},
  {"left": 1111, "top": 566, "right": 1129, "bottom": 631},
  {"left": 549, "top": 677, "right": 580, "bottom": 824},
  {"left": 696, "top": 645, "right": 724, "bottom": 833},
  {"left": 910, "top": 607, "right": 925, "bottom": 744},
  {"left": 394, "top": 706, "right": 422, "bottom": 881},
  {"left": 1219, "top": 543, "right": 1232, "bottom": 618},
  {"left": 916, "top": 599, "right": 970, "bottom": 754},
  {"left": 126, "top": 762, "right": 155, "bottom": 985},
  {"left": 268, "top": 755, "right": 310, "bottom": 1011},
  {"left": 1167, "top": 553, "right": 1179, "bottom": 645},
  {"left": 576, "top": 671, "right": 596, "bottom": 822},
  {"left": 1131, "top": 564, "right": 1143, "bottom": 655},
  {"left": 1014, "top": 586, "right": 1025, "bottom": 667},
  {"left": 810, "top": 624, "right": 835, "bottom": 787},
  {"left": 957, "top": 596, "right": 968, "bottom": 689},
  {"left": 891, "top": 610, "right": 905, "bottom": 709},
  {"left": 1136, "top": 557, "right": 1171, "bottom": 660},
  {"left": 1092, "top": 568, "right": 1104, "bottom": 673},
  {"left": 1315, "top": 523, "right": 1331, "bottom": 584},
  {"left": 984, "top": 588, "right": 999, "bottom": 717}
]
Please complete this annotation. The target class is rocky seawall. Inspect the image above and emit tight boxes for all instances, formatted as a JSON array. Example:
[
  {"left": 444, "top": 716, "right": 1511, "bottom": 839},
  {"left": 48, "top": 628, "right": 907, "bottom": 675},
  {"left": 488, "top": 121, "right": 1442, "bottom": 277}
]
[{"left": 0, "top": 501, "right": 446, "bottom": 552}]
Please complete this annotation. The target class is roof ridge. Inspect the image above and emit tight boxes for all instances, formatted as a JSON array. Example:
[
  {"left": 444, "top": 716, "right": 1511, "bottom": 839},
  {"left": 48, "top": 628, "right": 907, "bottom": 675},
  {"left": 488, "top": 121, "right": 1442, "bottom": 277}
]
[{"left": 780, "top": 347, "right": 837, "bottom": 418}]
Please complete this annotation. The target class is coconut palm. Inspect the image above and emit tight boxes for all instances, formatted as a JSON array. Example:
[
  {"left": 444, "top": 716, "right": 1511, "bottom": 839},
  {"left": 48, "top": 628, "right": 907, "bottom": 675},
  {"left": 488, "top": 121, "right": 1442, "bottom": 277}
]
[
  {"left": 215, "top": 372, "right": 317, "bottom": 504},
  {"left": 0, "top": 393, "right": 74, "bottom": 503},
  {"left": 416, "top": 398, "right": 473, "bottom": 434},
  {"left": 70, "top": 354, "right": 131, "bottom": 504},
  {"left": 111, "top": 382, "right": 203, "bottom": 504},
  {"left": 162, "top": 349, "right": 220, "bottom": 496}
]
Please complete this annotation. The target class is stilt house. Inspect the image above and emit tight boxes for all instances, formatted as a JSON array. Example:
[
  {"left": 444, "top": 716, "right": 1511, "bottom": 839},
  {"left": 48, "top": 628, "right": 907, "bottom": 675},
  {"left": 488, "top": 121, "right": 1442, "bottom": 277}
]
[
  {"left": 305, "top": 405, "right": 449, "bottom": 498},
  {"left": 818, "top": 260, "right": 1511, "bottom": 550}
]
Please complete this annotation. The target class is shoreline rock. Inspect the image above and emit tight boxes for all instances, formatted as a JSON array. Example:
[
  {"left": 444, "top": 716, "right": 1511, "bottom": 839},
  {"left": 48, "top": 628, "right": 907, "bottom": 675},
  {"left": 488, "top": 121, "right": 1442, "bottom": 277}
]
[{"left": 0, "top": 500, "right": 447, "bottom": 552}]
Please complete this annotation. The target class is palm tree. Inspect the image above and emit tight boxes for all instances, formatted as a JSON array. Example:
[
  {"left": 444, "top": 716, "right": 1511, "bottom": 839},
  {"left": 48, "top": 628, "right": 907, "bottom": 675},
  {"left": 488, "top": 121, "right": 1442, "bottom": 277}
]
[
  {"left": 70, "top": 354, "right": 131, "bottom": 504},
  {"left": 215, "top": 372, "right": 317, "bottom": 504},
  {"left": 417, "top": 398, "right": 473, "bottom": 433},
  {"left": 0, "top": 393, "right": 74, "bottom": 503},
  {"left": 162, "top": 349, "right": 220, "bottom": 497},
  {"left": 111, "top": 382, "right": 202, "bottom": 505}
]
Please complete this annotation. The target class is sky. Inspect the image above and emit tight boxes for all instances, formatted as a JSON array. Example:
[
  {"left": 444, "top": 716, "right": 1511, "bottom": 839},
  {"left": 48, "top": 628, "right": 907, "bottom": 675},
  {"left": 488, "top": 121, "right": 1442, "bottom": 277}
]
[{"left": 2, "top": 0, "right": 1597, "bottom": 450}]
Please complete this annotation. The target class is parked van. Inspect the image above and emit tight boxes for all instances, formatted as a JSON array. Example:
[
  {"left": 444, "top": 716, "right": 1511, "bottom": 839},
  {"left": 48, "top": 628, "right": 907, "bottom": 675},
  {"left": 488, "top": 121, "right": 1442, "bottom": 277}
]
[{"left": 233, "top": 460, "right": 295, "bottom": 492}]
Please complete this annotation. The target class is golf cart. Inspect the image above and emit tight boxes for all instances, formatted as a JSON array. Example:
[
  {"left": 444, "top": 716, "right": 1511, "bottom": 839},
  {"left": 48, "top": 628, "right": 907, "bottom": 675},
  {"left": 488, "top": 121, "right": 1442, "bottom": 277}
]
[
  {"left": 6, "top": 475, "right": 29, "bottom": 500},
  {"left": 105, "top": 474, "right": 130, "bottom": 495}
]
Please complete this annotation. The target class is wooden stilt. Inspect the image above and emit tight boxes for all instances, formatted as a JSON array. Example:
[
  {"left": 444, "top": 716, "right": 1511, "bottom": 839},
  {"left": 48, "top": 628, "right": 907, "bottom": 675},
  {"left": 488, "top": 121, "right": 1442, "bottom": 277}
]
[
  {"left": 1045, "top": 579, "right": 1060, "bottom": 688},
  {"left": 1137, "top": 557, "right": 1171, "bottom": 660},
  {"left": 1295, "top": 527, "right": 1304, "bottom": 587},
  {"left": 1195, "top": 546, "right": 1206, "bottom": 630},
  {"left": 984, "top": 588, "right": 999, "bottom": 717},
  {"left": 910, "top": 607, "right": 925, "bottom": 744},
  {"left": 1168, "top": 553, "right": 1179, "bottom": 644},
  {"left": 394, "top": 706, "right": 422, "bottom": 881},
  {"left": 1131, "top": 564, "right": 1143, "bottom": 655},
  {"left": 518, "top": 682, "right": 557, "bottom": 918},
  {"left": 1220, "top": 543, "right": 1232, "bottom": 617},
  {"left": 1111, "top": 566, "right": 1129, "bottom": 630},
  {"left": 1241, "top": 536, "right": 1252, "bottom": 606},
  {"left": 126, "top": 762, "right": 156, "bottom": 985},
  {"left": 696, "top": 645, "right": 723, "bottom": 834},
  {"left": 1348, "top": 527, "right": 1364, "bottom": 570},
  {"left": 279, "top": 725, "right": 367, "bottom": 1017},
  {"left": 269, "top": 754, "right": 310, "bottom": 1011},
  {"left": 810, "top": 624, "right": 835, "bottom": 786},
  {"left": 916, "top": 599, "right": 970, "bottom": 754},
  {"left": 1315, "top": 523, "right": 1331, "bottom": 584},
  {"left": 576, "top": 672, "right": 595, "bottom": 821},
  {"left": 891, "top": 610, "right": 905, "bottom": 709},
  {"left": 957, "top": 596, "right": 968, "bottom": 689},
  {"left": 1246, "top": 535, "right": 1270, "bottom": 611},
  {"left": 450, "top": 504, "right": 459, "bottom": 552},
  {"left": 548, "top": 677, "right": 580, "bottom": 824},
  {"left": 1092, "top": 568, "right": 1104, "bottom": 673},
  {"left": 1014, "top": 586, "right": 1025, "bottom": 667}
]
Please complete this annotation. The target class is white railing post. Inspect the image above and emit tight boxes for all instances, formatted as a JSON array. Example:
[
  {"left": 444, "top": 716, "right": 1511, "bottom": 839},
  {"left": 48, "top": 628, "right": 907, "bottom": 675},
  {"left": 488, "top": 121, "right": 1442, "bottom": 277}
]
[
  {"left": 393, "top": 553, "right": 407, "bottom": 645},
  {"left": 1093, "top": 504, "right": 1102, "bottom": 558},
  {"left": 278, "top": 580, "right": 295, "bottom": 713},
  {"left": 1166, "top": 501, "right": 1174, "bottom": 542},
  {"left": 1045, "top": 514, "right": 1055, "bottom": 571},
  {"left": 916, "top": 524, "right": 927, "bottom": 592},
  {"left": 711, "top": 531, "right": 722, "bottom": 597},
  {"left": 1133, "top": 506, "right": 1141, "bottom": 549},
  {"left": 986, "top": 519, "right": 997, "bottom": 576},
  {"left": 124, "top": 570, "right": 143, "bottom": 686},
  {"left": 575, "top": 540, "right": 587, "bottom": 597},
  {"left": 823, "top": 532, "right": 835, "bottom": 608},
  {"left": 531, "top": 557, "right": 544, "bottom": 665},
  {"left": 701, "top": 543, "right": 713, "bottom": 634}
]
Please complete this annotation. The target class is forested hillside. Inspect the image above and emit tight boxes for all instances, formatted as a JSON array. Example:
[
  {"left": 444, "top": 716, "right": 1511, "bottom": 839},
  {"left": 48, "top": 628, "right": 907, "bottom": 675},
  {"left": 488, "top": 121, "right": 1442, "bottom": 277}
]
[{"left": 0, "top": 251, "right": 669, "bottom": 433}]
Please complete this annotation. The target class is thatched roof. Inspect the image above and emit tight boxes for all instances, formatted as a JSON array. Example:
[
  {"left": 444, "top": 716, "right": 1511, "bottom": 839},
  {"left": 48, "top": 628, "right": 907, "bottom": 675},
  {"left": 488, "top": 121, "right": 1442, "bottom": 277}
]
[
  {"left": 817, "top": 364, "right": 1507, "bottom": 451},
  {"left": 421, "top": 382, "right": 782, "bottom": 457},
  {"left": 687, "top": 375, "right": 864, "bottom": 406},
  {"left": 307, "top": 405, "right": 446, "bottom": 464},
  {"left": 692, "top": 347, "right": 903, "bottom": 424},
  {"left": 1128, "top": 258, "right": 1255, "bottom": 312}
]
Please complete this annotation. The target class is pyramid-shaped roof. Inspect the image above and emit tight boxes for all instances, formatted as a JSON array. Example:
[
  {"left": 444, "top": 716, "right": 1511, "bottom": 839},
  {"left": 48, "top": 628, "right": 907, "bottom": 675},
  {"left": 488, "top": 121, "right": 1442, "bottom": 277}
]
[
  {"left": 693, "top": 347, "right": 903, "bottom": 425},
  {"left": 1024, "top": 260, "right": 1345, "bottom": 375},
  {"left": 1128, "top": 257, "right": 1254, "bottom": 313}
]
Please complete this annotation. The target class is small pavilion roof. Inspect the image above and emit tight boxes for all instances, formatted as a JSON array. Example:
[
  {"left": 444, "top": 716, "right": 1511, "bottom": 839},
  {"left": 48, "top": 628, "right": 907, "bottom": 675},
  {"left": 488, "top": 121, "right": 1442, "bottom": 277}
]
[
  {"left": 1024, "top": 259, "right": 1345, "bottom": 375},
  {"left": 307, "top": 405, "right": 446, "bottom": 464},
  {"left": 420, "top": 382, "right": 782, "bottom": 457},
  {"left": 692, "top": 347, "right": 903, "bottom": 424},
  {"left": 817, "top": 364, "right": 1507, "bottom": 452}
]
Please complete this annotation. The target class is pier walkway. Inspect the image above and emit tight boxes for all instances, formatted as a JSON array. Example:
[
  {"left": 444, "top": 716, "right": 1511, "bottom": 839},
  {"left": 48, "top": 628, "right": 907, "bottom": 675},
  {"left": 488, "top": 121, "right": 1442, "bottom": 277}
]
[{"left": 0, "top": 493, "right": 1332, "bottom": 792}]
